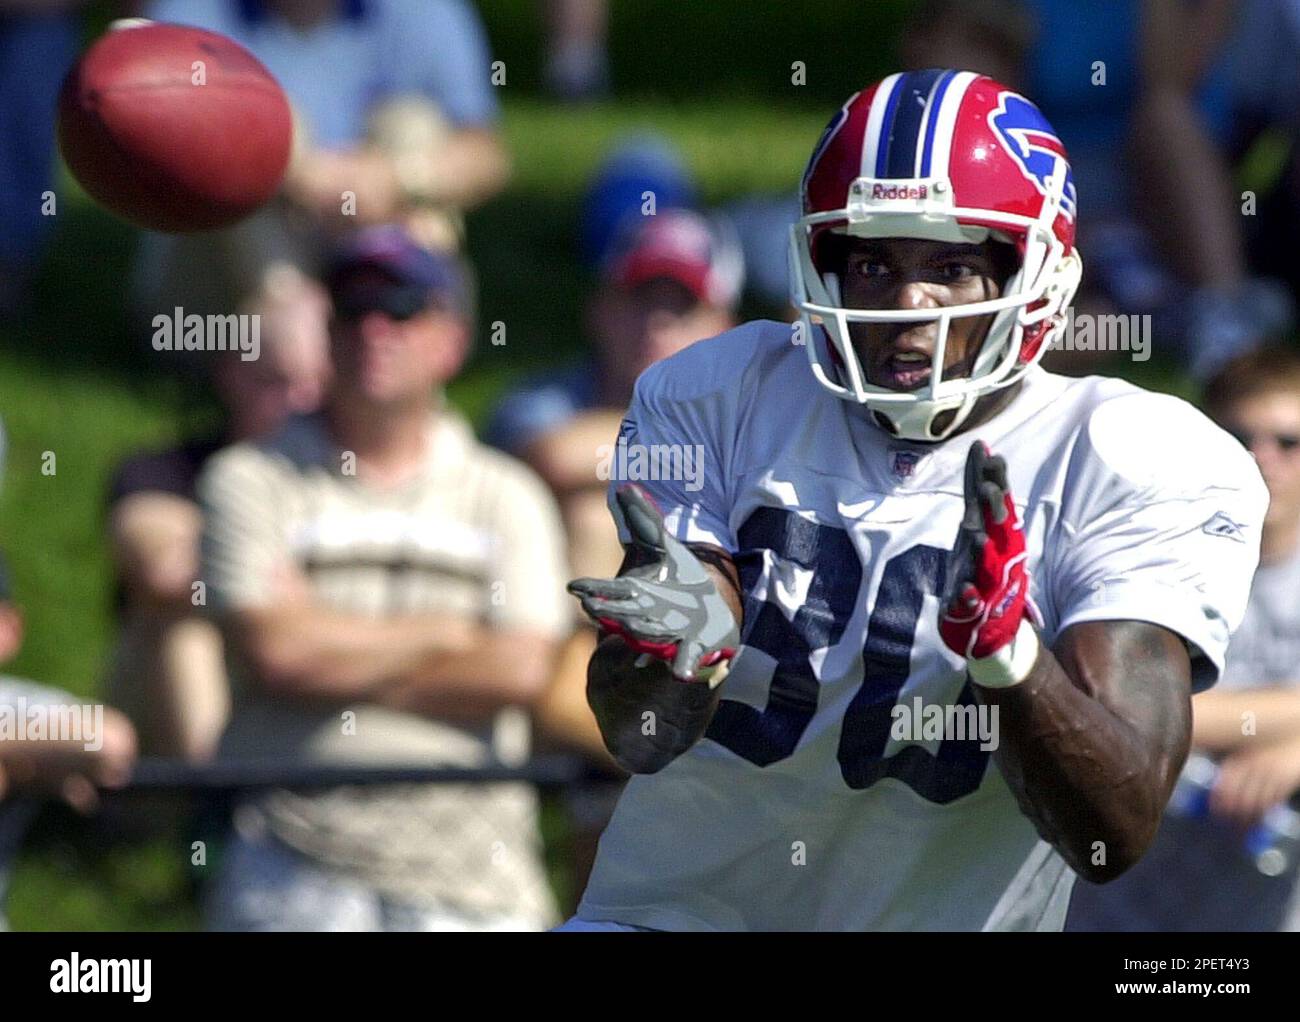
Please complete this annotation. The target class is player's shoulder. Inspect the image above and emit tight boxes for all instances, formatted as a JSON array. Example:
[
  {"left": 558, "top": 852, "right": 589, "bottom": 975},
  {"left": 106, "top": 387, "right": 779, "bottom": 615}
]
[
  {"left": 635, "top": 319, "right": 805, "bottom": 406},
  {"left": 1047, "top": 372, "right": 1264, "bottom": 499}
]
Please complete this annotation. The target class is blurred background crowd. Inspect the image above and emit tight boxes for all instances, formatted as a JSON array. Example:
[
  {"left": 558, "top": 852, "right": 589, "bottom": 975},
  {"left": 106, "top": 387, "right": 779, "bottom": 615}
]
[{"left": 2, "top": 0, "right": 1300, "bottom": 931}]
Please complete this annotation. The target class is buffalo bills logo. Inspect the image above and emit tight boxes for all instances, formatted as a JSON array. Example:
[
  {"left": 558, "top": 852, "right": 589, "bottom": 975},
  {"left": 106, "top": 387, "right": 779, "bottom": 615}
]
[{"left": 988, "top": 93, "right": 1077, "bottom": 221}]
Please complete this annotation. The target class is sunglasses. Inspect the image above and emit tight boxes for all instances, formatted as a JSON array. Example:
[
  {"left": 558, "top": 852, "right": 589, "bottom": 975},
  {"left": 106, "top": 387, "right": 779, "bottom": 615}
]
[
  {"left": 334, "top": 282, "right": 440, "bottom": 323},
  {"left": 1226, "top": 427, "right": 1300, "bottom": 453}
]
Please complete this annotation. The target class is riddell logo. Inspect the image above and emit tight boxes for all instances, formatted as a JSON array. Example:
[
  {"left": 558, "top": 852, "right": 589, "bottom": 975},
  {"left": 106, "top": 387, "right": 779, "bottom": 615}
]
[{"left": 871, "top": 183, "right": 928, "bottom": 200}]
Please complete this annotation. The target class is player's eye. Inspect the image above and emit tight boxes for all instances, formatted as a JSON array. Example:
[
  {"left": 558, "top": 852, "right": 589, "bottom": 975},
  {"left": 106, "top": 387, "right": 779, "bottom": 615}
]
[
  {"left": 938, "top": 262, "right": 978, "bottom": 282},
  {"left": 853, "top": 258, "right": 892, "bottom": 278}
]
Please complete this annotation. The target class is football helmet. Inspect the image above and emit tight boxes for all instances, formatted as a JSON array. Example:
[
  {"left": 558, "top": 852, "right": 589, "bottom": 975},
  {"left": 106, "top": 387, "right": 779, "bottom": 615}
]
[{"left": 790, "top": 69, "right": 1083, "bottom": 441}]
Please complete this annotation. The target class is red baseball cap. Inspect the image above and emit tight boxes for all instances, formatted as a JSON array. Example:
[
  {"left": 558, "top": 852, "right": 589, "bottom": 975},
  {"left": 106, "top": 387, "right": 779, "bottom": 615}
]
[{"left": 603, "top": 209, "right": 745, "bottom": 309}]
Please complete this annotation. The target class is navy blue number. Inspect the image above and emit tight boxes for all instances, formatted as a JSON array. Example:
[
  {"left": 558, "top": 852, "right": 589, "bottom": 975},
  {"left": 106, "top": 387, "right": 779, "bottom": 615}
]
[
  {"left": 712, "top": 508, "right": 989, "bottom": 803},
  {"left": 705, "top": 507, "right": 861, "bottom": 765},
  {"left": 837, "top": 544, "right": 989, "bottom": 802}
]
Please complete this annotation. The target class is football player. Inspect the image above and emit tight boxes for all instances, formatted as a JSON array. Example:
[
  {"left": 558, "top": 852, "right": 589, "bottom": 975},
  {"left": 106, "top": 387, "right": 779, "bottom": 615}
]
[{"left": 560, "top": 69, "right": 1270, "bottom": 931}]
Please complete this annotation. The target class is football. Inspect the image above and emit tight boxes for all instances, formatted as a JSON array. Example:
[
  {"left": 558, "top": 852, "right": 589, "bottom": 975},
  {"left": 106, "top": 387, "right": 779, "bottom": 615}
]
[{"left": 56, "top": 19, "right": 293, "bottom": 233}]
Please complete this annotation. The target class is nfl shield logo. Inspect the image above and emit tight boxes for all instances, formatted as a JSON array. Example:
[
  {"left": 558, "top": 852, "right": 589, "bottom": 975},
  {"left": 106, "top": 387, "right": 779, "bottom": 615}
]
[{"left": 891, "top": 451, "right": 920, "bottom": 479}]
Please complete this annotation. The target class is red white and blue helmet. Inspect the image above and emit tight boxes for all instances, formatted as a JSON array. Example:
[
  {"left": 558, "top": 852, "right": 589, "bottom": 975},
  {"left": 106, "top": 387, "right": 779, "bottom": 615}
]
[{"left": 790, "top": 69, "right": 1083, "bottom": 441}]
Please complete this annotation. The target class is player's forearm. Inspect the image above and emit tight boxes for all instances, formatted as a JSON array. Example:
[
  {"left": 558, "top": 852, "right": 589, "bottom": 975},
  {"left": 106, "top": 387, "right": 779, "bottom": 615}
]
[
  {"left": 1192, "top": 687, "right": 1300, "bottom": 753},
  {"left": 587, "top": 635, "right": 723, "bottom": 773},
  {"left": 231, "top": 607, "right": 476, "bottom": 700},
  {"left": 376, "top": 630, "right": 558, "bottom": 721},
  {"left": 972, "top": 626, "right": 1190, "bottom": 883}
]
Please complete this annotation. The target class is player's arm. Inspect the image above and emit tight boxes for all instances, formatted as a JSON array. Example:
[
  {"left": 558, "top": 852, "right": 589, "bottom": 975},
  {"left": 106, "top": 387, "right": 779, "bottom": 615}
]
[
  {"left": 571, "top": 486, "right": 742, "bottom": 774},
  {"left": 939, "top": 442, "right": 1192, "bottom": 882},
  {"left": 972, "top": 620, "right": 1191, "bottom": 884}
]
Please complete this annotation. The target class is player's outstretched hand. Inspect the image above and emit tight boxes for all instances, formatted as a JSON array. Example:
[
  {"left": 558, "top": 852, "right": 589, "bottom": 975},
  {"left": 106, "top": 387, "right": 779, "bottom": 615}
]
[
  {"left": 939, "top": 441, "right": 1039, "bottom": 662},
  {"left": 568, "top": 484, "right": 739, "bottom": 686}
]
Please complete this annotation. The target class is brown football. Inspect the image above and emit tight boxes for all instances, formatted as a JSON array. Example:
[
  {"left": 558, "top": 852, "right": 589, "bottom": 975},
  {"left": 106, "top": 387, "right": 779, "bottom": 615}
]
[{"left": 57, "top": 19, "right": 293, "bottom": 233}]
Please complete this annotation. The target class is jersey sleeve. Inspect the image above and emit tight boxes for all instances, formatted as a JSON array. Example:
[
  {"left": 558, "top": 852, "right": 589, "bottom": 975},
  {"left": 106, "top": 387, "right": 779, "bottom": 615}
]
[
  {"left": 1046, "top": 392, "right": 1269, "bottom": 691},
  {"left": 608, "top": 340, "right": 739, "bottom": 552}
]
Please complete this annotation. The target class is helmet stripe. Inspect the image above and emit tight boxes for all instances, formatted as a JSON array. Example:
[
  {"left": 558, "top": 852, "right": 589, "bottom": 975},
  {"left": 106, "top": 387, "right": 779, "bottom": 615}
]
[
  {"left": 862, "top": 73, "right": 902, "bottom": 178},
  {"left": 924, "top": 70, "right": 979, "bottom": 179},
  {"left": 918, "top": 70, "right": 957, "bottom": 176},
  {"left": 882, "top": 68, "right": 945, "bottom": 178}
]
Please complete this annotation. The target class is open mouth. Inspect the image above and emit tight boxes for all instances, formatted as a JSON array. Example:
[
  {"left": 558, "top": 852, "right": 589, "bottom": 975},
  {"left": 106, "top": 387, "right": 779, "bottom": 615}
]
[{"left": 877, "top": 351, "right": 933, "bottom": 390}]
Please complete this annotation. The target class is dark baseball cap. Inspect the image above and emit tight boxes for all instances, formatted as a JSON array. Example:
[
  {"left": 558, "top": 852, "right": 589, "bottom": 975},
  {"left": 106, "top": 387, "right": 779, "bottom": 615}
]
[{"left": 327, "top": 226, "right": 469, "bottom": 321}]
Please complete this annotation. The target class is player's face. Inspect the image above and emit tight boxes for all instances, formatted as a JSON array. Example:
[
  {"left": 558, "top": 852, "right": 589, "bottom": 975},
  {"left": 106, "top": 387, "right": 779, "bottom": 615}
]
[
  {"left": 838, "top": 237, "right": 1012, "bottom": 392},
  {"left": 1219, "top": 391, "right": 1300, "bottom": 526}
]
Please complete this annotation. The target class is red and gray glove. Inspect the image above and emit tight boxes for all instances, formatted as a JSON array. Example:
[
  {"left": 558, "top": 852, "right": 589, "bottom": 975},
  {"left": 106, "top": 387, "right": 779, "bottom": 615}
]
[
  {"left": 939, "top": 442, "right": 1041, "bottom": 686},
  {"left": 567, "top": 484, "right": 739, "bottom": 687}
]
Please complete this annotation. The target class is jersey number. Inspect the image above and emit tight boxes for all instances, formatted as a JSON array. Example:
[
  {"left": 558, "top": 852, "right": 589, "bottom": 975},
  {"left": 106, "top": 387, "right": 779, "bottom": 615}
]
[{"left": 705, "top": 506, "right": 989, "bottom": 803}]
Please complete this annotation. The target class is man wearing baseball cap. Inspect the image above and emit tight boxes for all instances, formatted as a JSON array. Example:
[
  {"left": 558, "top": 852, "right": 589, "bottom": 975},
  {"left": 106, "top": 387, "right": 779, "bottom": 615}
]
[
  {"left": 199, "top": 225, "right": 570, "bottom": 931},
  {"left": 488, "top": 208, "right": 743, "bottom": 582}
]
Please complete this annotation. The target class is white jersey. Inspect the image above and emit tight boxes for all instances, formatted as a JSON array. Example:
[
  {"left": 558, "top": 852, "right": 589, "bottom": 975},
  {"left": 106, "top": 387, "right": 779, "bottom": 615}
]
[{"left": 577, "top": 319, "right": 1268, "bottom": 931}]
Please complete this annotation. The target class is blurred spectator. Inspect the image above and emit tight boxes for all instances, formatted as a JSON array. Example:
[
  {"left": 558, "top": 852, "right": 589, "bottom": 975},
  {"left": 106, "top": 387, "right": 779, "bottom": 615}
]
[
  {"left": 901, "top": 0, "right": 1035, "bottom": 90},
  {"left": 720, "top": 192, "right": 799, "bottom": 317},
  {"left": 1217, "top": 0, "right": 1300, "bottom": 358},
  {"left": 487, "top": 209, "right": 742, "bottom": 889},
  {"left": 1067, "top": 345, "right": 1300, "bottom": 931},
  {"left": 1126, "top": 0, "right": 1293, "bottom": 377},
  {"left": 900, "top": 0, "right": 1294, "bottom": 377},
  {"left": 0, "top": 1, "right": 85, "bottom": 317},
  {"left": 0, "top": 550, "right": 139, "bottom": 930},
  {"left": 105, "top": 269, "right": 331, "bottom": 761},
  {"left": 200, "top": 225, "right": 569, "bottom": 931},
  {"left": 543, "top": 0, "right": 608, "bottom": 101},
  {"left": 132, "top": 0, "right": 509, "bottom": 360},
  {"left": 488, "top": 208, "right": 742, "bottom": 582},
  {"left": 579, "top": 135, "right": 698, "bottom": 268}
]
